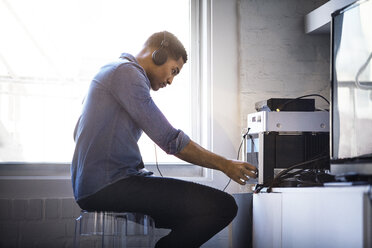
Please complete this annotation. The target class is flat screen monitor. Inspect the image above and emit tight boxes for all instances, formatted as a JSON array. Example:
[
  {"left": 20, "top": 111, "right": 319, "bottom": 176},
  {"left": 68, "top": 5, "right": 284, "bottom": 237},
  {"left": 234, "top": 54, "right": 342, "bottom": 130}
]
[{"left": 331, "top": 0, "right": 372, "bottom": 175}]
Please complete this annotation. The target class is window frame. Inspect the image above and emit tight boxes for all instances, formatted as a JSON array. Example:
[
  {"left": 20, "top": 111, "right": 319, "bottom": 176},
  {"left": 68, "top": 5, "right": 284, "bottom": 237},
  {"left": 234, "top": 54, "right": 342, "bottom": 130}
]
[{"left": 0, "top": 0, "right": 214, "bottom": 182}]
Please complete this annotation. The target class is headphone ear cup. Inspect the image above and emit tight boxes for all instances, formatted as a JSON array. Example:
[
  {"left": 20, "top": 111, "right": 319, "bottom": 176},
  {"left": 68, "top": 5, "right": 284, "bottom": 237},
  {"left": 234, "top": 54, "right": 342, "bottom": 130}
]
[{"left": 152, "top": 48, "right": 168, "bottom": 65}]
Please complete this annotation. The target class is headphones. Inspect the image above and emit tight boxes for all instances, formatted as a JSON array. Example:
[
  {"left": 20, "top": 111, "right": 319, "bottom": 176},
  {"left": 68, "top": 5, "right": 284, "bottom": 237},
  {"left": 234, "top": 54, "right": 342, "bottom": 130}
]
[{"left": 152, "top": 32, "right": 169, "bottom": 66}]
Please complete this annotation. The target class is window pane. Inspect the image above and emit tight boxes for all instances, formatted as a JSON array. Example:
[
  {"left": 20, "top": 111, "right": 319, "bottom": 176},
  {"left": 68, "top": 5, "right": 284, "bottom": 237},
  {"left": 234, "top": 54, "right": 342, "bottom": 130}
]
[{"left": 0, "top": 0, "right": 191, "bottom": 163}]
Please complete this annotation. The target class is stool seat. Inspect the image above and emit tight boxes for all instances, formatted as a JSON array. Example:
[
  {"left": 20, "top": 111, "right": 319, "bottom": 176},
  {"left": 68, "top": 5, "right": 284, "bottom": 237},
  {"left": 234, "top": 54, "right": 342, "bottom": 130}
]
[{"left": 73, "top": 210, "right": 155, "bottom": 248}]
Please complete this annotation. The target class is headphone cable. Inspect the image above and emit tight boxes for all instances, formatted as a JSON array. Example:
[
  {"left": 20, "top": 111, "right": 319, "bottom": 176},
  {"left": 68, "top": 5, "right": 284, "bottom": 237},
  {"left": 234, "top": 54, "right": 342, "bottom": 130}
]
[
  {"left": 223, "top": 128, "right": 250, "bottom": 192},
  {"left": 154, "top": 143, "right": 163, "bottom": 177}
]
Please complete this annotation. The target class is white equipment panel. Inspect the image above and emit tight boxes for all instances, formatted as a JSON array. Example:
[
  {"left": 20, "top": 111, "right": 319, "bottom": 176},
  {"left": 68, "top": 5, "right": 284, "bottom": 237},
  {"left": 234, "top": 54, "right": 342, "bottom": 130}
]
[{"left": 247, "top": 111, "right": 329, "bottom": 134}]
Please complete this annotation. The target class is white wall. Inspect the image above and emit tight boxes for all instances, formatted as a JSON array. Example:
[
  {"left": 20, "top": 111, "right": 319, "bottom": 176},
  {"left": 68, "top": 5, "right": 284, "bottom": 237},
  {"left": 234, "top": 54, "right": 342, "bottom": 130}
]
[{"left": 238, "top": 0, "right": 330, "bottom": 128}]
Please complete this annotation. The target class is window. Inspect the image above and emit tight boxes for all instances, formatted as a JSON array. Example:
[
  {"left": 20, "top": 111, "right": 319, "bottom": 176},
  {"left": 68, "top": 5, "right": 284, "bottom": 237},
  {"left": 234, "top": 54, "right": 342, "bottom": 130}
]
[{"left": 0, "top": 0, "right": 199, "bottom": 164}]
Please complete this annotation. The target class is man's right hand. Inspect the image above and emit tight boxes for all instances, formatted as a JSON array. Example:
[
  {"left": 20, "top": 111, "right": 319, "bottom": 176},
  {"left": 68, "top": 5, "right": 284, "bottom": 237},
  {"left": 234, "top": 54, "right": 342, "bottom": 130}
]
[
  {"left": 222, "top": 159, "right": 257, "bottom": 185},
  {"left": 176, "top": 140, "right": 257, "bottom": 185}
]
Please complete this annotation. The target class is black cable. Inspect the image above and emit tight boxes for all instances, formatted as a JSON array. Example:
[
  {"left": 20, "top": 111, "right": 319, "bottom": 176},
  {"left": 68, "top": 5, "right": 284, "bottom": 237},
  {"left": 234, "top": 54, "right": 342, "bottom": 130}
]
[
  {"left": 223, "top": 128, "right": 250, "bottom": 192},
  {"left": 292, "top": 169, "right": 332, "bottom": 187},
  {"left": 254, "top": 154, "right": 329, "bottom": 193},
  {"left": 274, "top": 154, "right": 327, "bottom": 180},
  {"left": 275, "top": 169, "right": 324, "bottom": 187},
  {"left": 154, "top": 144, "right": 163, "bottom": 177},
  {"left": 277, "top": 94, "right": 330, "bottom": 112},
  {"left": 266, "top": 154, "right": 329, "bottom": 192},
  {"left": 269, "top": 155, "right": 325, "bottom": 184}
]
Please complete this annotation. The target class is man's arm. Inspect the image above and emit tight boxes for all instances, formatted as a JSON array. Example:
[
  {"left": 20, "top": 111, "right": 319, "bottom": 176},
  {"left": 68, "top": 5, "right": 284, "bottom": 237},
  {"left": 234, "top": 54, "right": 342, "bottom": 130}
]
[{"left": 175, "top": 140, "right": 257, "bottom": 185}]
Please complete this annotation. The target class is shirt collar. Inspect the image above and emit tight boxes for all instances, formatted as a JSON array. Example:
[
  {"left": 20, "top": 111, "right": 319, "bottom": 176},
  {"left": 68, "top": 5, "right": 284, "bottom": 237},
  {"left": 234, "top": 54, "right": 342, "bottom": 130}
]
[{"left": 119, "top": 53, "right": 138, "bottom": 64}]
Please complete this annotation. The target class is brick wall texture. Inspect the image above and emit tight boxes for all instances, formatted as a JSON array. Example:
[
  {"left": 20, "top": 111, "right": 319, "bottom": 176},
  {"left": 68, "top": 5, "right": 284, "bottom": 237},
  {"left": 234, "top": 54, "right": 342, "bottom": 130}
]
[{"left": 0, "top": 198, "right": 81, "bottom": 248}]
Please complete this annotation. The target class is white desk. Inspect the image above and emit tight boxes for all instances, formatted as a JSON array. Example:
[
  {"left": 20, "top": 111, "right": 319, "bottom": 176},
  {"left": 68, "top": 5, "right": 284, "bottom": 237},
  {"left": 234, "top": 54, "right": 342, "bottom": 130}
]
[{"left": 253, "top": 186, "right": 372, "bottom": 248}]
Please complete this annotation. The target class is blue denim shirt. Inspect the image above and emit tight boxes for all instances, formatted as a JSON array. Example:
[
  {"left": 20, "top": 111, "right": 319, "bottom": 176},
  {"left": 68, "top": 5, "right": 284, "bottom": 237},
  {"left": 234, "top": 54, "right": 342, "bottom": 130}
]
[{"left": 71, "top": 53, "right": 190, "bottom": 201}]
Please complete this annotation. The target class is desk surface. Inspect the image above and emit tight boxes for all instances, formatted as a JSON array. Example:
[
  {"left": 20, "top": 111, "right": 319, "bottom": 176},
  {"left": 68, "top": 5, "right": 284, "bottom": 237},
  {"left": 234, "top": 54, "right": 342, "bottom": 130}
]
[{"left": 267, "top": 185, "right": 371, "bottom": 194}]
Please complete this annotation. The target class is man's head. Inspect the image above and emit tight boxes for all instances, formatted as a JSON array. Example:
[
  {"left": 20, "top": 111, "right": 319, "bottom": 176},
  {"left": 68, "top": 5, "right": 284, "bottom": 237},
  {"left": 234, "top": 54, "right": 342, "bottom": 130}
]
[
  {"left": 136, "top": 31, "right": 188, "bottom": 91},
  {"left": 145, "top": 31, "right": 188, "bottom": 65}
]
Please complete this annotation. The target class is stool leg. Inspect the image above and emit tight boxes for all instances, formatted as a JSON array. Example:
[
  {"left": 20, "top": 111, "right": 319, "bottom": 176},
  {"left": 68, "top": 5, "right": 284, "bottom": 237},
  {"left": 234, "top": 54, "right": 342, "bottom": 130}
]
[
  {"left": 143, "top": 216, "right": 148, "bottom": 235},
  {"left": 101, "top": 213, "right": 105, "bottom": 248},
  {"left": 76, "top": 211, "right": 109, "bottom": 248},
  {"left": 102, "top": 213, "right": 117, "bottom": 248},
  {"left": 73, "top": 215, "right": 82, "bottom": 248},
  {"left": 113, "top": 213, "right": 127, "bottom": 248},
  {"left": 125, "top": 214, "right": 156, "bottom": 248}
]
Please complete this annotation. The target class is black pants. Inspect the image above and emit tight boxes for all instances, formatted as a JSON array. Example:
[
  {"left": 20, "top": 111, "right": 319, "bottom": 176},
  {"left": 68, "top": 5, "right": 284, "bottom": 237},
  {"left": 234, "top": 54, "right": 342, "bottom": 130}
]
[{"left": 77, "top": 176, "right": 238, "bottom": 248}]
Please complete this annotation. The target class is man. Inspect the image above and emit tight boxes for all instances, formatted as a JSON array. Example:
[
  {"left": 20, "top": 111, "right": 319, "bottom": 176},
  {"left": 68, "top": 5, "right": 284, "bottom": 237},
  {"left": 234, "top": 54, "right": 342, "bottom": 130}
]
[{"left": 71, "top": 31, "right": 257, "bottom": 247}]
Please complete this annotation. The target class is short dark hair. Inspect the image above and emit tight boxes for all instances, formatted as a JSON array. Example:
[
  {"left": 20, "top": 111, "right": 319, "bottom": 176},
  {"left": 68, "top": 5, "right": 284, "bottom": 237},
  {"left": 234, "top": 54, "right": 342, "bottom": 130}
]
[{"left": 144, "top": 31, "right": 188, "bottom": 64}]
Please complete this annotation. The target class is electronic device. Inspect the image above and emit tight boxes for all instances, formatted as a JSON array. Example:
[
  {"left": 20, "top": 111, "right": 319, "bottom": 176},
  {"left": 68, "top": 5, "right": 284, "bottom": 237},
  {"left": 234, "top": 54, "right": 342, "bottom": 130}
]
[
  {"left": 245, "top": 132, "right": 329, "bottom": 185},
  {"left": 255, "top": 98, "right": 315, "bottom": 112},
  {"left": 247, "top": 111, "right": 329, "bottom": 134},
  {"left": 330, "top": 0, "right": 372, "bottom": 176},
  {"left": 244, "top": 111, "right": 330, "bottom": 184}
]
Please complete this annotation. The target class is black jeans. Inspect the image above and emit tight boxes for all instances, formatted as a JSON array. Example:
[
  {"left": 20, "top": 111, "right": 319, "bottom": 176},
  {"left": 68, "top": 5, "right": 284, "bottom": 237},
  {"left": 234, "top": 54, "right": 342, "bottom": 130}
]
[{"left": 77, "top": 176, "right": 238, "bottom": 248}]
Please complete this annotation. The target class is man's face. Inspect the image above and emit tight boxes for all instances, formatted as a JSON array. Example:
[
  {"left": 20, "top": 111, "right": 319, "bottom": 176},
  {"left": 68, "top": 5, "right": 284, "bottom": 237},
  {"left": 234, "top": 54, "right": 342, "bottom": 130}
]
[{"left": 149, "top": 57, "right": 184, "bottom": 91}]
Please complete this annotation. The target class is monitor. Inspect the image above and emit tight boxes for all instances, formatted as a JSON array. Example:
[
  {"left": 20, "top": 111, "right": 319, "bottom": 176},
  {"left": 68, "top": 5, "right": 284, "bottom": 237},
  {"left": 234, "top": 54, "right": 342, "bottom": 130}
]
[{"left": 331, "top": 0, "right": 372, "bottom": 175}]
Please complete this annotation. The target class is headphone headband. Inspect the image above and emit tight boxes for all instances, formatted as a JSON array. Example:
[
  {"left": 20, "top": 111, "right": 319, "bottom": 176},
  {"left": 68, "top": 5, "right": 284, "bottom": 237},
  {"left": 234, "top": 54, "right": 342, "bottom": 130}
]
[{"left": 161, "top": 39, "right": 169, "bottom": 47}]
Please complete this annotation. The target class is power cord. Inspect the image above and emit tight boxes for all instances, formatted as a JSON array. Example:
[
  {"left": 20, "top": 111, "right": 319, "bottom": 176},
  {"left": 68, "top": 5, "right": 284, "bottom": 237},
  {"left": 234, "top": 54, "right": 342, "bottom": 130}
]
[
  {"left": 254, "top": 154, "right": 330, "bottom": 193},
  {"left": 276, "top": 94, "right": 330, "bottom": 112},
  {"left": 223, "top": 128, "right": 251, "bottom": 192},
  {"left": 355, "top": 52, "right": 372, "bottom": 90}
]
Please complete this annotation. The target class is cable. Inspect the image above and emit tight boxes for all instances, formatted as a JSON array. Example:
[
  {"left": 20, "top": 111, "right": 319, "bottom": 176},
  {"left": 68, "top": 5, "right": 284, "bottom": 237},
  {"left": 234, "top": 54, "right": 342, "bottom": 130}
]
[
  {"left": 276, "top": 94, "right": 330, "bottom": 112},
  {"left": 254, "top": 154, "right": 329, "bottom": 193},
  {"left": 355, "top": 52, "right": 372, "bottom": 90},
  {"left": 268, "top": 155, "right": 328, "bottom": 190},
  {"left": 223, "top": 128, "right": 251, "bottom": 192},
  {"left": 154, "top": 143, "right": 163, "bottom": 177}
]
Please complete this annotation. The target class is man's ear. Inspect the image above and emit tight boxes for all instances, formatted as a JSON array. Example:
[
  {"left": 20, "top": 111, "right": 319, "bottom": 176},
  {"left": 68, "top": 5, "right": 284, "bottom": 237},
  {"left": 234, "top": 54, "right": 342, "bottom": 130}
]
[{"left": 152, "top": 46, "right": 168, "bottom": 65}]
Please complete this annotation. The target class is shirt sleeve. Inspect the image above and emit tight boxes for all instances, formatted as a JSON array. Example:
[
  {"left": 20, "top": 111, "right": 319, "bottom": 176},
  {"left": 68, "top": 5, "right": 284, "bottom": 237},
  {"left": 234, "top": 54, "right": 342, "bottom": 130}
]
[{"left": 109, "top": 63, "right": 190, "bottom": 154}]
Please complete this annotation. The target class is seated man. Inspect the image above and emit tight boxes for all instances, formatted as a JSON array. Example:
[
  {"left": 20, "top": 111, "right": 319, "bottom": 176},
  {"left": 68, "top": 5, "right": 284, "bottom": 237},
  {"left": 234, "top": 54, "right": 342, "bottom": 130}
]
[{"left": 71, "top": 31, "right": 257, "bottom": 248}]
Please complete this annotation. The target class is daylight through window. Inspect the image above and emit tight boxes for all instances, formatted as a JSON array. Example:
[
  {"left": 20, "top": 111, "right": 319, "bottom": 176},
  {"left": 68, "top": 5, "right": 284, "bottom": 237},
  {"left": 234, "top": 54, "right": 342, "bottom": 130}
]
[{"left": 0, "top": 0, "right": 192, "bottom": 163}]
